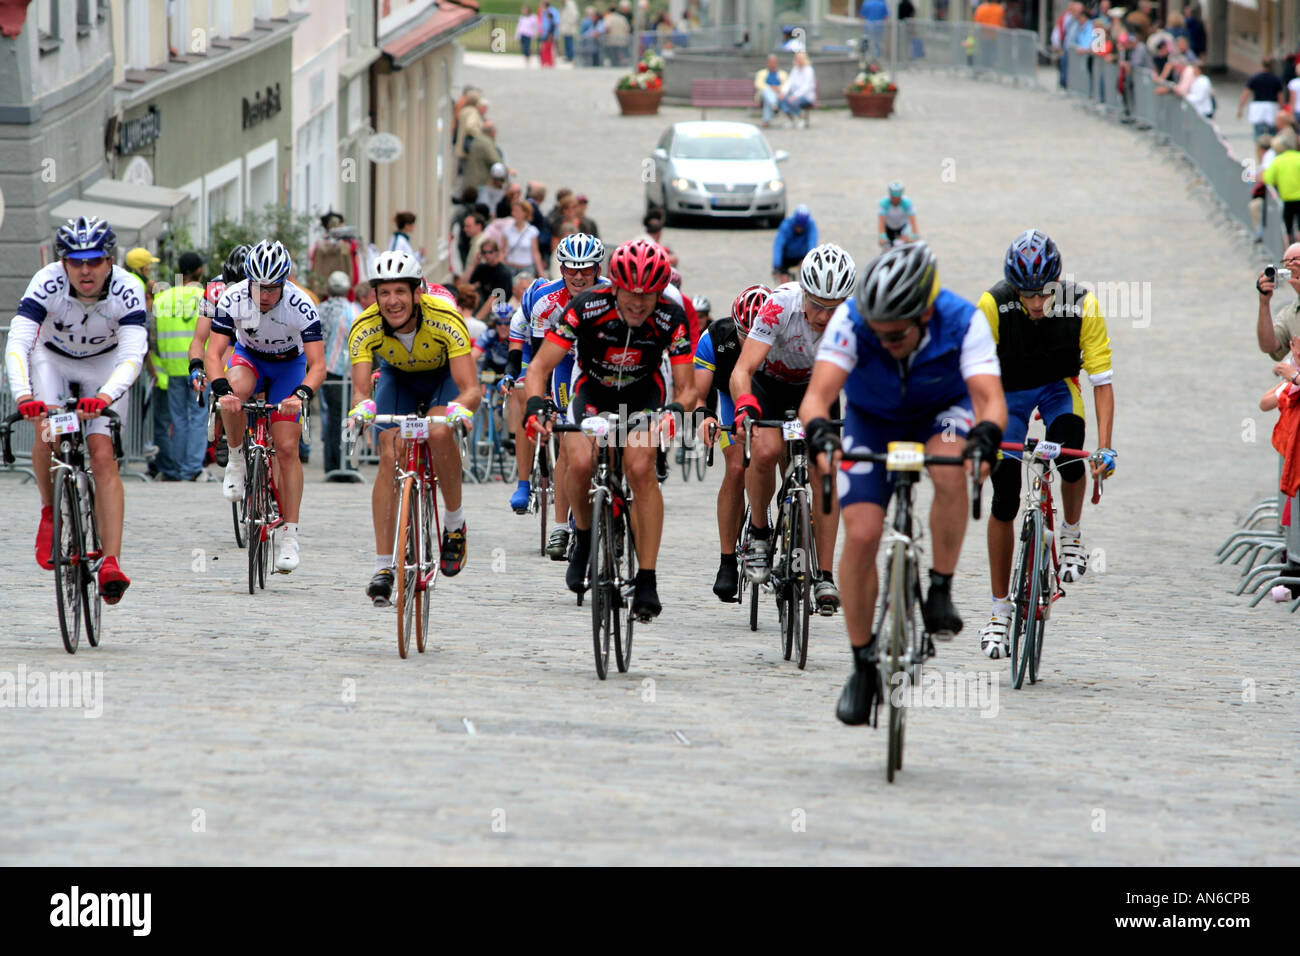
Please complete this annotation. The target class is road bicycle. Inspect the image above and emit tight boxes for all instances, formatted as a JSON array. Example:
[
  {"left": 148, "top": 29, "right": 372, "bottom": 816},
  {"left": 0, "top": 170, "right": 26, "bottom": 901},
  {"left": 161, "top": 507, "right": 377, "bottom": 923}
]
[
  {"left": 467, "top": 369, "right": 511, "bottom": 484},
  {"left": 677, "top": 430, "right": 708, "bottom": 482},
  {"left": 553, "top": 411, "right": 665, "bottom": 680},
  {"left": 2, "top": 400, "right": 123, "bottom": 654},
  {"left": 705, "top": 423, "right": 762, "bottom": 628},
  {"left": 742, "top": 413, "right": 843, "bottom": 670},
  {"left": 999, "top": 438, "right": 1104, "bottom": 689},
  {"left": 827, "top": 441, "right": 983, "bottom": 783},
  {"left": 205, "top": 394, "right": 248, "bottom": 549}
]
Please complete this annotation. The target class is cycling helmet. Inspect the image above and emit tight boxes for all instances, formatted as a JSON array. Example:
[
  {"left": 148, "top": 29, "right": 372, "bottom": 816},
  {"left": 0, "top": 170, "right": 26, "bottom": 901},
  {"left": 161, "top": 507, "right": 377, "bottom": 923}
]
[
  {"left": 1003, "top": 229, "right": 1061, "bottom": 291},
  {"left": 855, "top": 241, "right": 939, "bottom": 323},
  {"left": 492, "top": 299, "right": 514, "bottom": 322},
  {"left": 554, "top": 232, "right": 604, "bottom": 270},
  {"left": 799, "top": 243, "right": 858, "bottom": 300},
  {"left": 887, "top": 181, "right": 904, "bottom": 197},
  {"left": 793, "top": 204, "right": 811, "bottom": 227},
  {"left": 222, "top": 244, "right": 251, "bottom": 284},
  {"left": 731, "top": 284, "right": 772, "bottom": 336},
  {"left": 369, "top": 250, "right": 423, "bottom": 288},
  {"left": 55, "top": 216, "right": 116, "bottom": 260},
  {"left": 608, "top": 239, "right": 672, "bottom": 294},
  {"left": 691, "top": 294, "right": 711, "bottom": 315},
  {"left": 244, "top": 240, "right": 292, "bottom": 286}
]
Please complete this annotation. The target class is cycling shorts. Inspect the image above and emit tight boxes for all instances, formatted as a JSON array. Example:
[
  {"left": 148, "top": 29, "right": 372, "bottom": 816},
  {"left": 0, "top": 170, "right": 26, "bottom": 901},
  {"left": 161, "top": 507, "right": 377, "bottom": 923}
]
[
  {"left": 228, "top": 343, "right": 305, "bottom": 425},
  {"left": 371, "top": 361, "right": 459, "bottom": 431},
  {"left": 838, "top": 398, "right": 973, "bottom": 508},
  {"left": 568, "top": 371, "right": 666, "bottom": 424},
  {"left": 552, "top": 353, "right": 576, "bottom": 413},
  {"left": 30, "top": 346, "right": 130, "bottom": 439}
]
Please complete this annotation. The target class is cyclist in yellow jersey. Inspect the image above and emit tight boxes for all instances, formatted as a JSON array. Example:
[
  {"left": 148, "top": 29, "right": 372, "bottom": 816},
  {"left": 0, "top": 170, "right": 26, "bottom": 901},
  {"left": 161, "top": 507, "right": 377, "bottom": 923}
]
[
  {"left": 975, "top": 230, "right": 1117, "bottom": 659},
  {"left": 347, "top": 251, "right": 481, "bottom": 606}
]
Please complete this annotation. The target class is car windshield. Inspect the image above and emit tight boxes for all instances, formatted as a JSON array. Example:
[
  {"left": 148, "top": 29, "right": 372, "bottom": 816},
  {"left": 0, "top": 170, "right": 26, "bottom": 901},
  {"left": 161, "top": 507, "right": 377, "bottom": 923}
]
[{"left": 671, "top": 133, "right": 770, "bottom": 160}]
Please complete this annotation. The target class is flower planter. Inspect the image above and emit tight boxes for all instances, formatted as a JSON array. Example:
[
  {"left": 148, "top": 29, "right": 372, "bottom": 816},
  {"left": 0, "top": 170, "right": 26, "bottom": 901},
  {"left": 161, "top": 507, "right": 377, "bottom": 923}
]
[
  {"left": 615, "top": 87, "right": 664, "bottom": 116},
  {"left": 845, "top": 90, "right": 897, "bottom": 118}
]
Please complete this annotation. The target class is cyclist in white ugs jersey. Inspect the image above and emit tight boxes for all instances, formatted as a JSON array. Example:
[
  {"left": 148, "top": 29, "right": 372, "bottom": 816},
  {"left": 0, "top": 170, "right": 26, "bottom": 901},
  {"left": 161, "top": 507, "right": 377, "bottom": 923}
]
[
  {"left": 205, "top": 240, "right": 326, "bottom": 573},
  {"left": 4, "top": 216, "right": 148, "bottom": 602}
]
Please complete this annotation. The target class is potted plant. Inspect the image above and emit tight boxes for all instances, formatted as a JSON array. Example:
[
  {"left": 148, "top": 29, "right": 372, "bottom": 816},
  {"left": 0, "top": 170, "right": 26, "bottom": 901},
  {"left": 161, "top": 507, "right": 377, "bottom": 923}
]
[
  {"left": 615, "top": 50, "right": 666, "bottom": 115},
  {"left": 845, "top": 64, "right": 898, "bottom": 118}
]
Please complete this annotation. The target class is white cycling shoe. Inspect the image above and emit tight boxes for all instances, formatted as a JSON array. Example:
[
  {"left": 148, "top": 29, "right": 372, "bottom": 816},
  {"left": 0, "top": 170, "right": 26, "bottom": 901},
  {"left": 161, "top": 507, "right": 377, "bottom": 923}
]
[
  {"left": 222, "top": 454, "right": 246, "bottom": 501},
  {"left": 979, "top": 609, "right": 1012, "bottom": 660},
  {"left": 1060, "top": 532, "right": 1088, "bottom": 583},
  {"left": 275, "top": 532, "right": 300, "bottom": 573}
]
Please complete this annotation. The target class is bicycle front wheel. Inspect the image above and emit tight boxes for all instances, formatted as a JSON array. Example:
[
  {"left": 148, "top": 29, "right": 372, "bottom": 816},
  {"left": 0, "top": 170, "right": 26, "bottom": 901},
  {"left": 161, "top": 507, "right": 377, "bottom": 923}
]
[
  {"left": 795, "top": 491, "right": 813, "bottom": 671},
  {"left": 232, "top": 498, "right": 246, "bottom": 549},
  {"left": 884, "top": 542, "right": 911, "bottom": 783},
  {"left": 81, "top": 475, "right": 102, "bottom": 647},
  {"left": 695, "top": 443, "right": 707, "bottom": 480},
  {"left": 1029, "top": 526, "right": 1052, "bottom": 683},
  {"left": 615, "top": 511, "right": 636, "bottom": 673},
  {"left": 416, "top": 477, "right": 438, "bottom": 653},
  {"left": 394, "top": 475, "right": 417, "bottom": 659},
  {"left": 468, "top": 413, "right": 491, "bottom": 484},
  {"left": 777, "top": 499, "right": 795, "bottom": 661},
  {"left": 246, "top": 454, "right": 264, "bottom": 595},
  {"left": 1009, "top": 510, "right": 1043, "bottom": 690},
  {"left": 52, "top": 471, "right": 83, "bottom": 654},
  {"left": 589, "top": 488, "right": 613, "bottom": 679}
]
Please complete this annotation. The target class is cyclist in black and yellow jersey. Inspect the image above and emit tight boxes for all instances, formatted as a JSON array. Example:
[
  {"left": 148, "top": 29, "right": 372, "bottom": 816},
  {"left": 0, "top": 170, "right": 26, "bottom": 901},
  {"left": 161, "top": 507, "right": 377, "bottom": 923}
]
[
  {"left": 347, "top": 251, "right": 482, "bottom": 606},
  {"left": 975, "top": 230, "right": 1117, "bottom": 659}
]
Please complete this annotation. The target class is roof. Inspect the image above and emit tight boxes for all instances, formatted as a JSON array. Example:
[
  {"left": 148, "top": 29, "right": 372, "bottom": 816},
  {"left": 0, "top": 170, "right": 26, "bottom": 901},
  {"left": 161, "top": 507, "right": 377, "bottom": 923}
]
[{"left": 381, "top": 1, "right": 481, "bottom": 70}]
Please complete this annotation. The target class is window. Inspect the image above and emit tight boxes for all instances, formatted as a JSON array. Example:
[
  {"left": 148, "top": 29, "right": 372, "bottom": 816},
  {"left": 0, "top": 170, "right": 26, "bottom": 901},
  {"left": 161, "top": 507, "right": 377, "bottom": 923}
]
[
  {"left": 207, "top": 0, "right": 232, "bottom": 38},
  {"left": 178, "top": 178, "right": 204, "bottom": 247},
  {"left": 346, "top": 0, "right": 358, "bottom": 58},
  {"left": 347, "top": 76, "right": 363, "bottom": 134},
  {"left": 246, "top": 140, "right": 278, "bottom": 215},
  {"left": 36, "top": 0, "right": 60, "bottom": 52},
  {"left": 77, "top": 0, "right": 92, "bottom": 36},
  {"left": 205, "top": 159, "right": 243, "bottom": 234},
  {"left": 124, "top": 0, "right": 150, "bottom": 69},
  {"left": 295, "top": 107, "right": 336, "bottom": 217},
  {"left": 254, "top": 0, "right": 272, "bottom": 19},
  {"left": 168, "top": 0, "right": 189, "bottom": 55}
]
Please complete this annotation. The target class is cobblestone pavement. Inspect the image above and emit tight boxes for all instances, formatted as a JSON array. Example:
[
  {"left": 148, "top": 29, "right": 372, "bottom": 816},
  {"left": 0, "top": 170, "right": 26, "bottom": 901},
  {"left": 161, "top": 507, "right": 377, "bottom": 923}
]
[{"left": 2, "top": 60, "right": 1296, "bottom": 865}]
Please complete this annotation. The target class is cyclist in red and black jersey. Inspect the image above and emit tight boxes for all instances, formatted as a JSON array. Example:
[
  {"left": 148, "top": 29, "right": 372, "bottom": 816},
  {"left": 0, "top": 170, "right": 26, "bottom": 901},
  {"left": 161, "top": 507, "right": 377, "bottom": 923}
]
[{"left": 525, "top": 239, "right": 697, "bottom": 619}]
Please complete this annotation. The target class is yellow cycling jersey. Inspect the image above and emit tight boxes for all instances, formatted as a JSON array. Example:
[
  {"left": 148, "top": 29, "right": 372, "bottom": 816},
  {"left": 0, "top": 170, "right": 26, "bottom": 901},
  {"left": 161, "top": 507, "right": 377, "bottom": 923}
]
[
  {"left": 977, "top": 279, "right": 1113, "bottom": 393},
  {"left": 348, "top": 295, "right": 472, "bottom": 373}
]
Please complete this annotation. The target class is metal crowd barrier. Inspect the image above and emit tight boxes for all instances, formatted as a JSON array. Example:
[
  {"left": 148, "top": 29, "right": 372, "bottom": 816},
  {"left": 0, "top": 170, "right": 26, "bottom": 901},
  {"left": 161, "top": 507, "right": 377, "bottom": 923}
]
[
  {"left": 457, "top": 14, "right": 746, "bottom": 65},
  {"left": 806, "top": 17, "right": 1038, "bottom": 84}
]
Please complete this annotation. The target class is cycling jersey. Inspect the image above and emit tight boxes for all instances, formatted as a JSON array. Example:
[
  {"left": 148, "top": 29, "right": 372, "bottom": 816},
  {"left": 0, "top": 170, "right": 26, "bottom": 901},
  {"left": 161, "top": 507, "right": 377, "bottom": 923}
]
[
  {"left": 745, "top": 281, "right": 826, "bottom": 385},
  {"left": 818, "top": 289, "right": 1000, "bottom": 422},
  {"left": 547, "top": 287, "right": 691, "bottom": 391},
  {"left": 211, "top": 279, "right": 322, "bottom": 358},
  {"left": 878, "top": 196, "right": 915, "bottom": 230},
  {"left": 200, "top": 273, "right": 229, "bottom": 320},
  {"left": 475, "top": 327, "right": 511, "bottom": 370},
  {"left": 694, "top": 316, "right": 741, "bottom": 398},
  {"left": 347, "top": 294, "right": 471, "bottom": 373},
  {"left": 5, "top": 262, "right": 148, "bottom": 403},
  {"left": 977, "top": 279, "right": 1112, "bottom": 393}
]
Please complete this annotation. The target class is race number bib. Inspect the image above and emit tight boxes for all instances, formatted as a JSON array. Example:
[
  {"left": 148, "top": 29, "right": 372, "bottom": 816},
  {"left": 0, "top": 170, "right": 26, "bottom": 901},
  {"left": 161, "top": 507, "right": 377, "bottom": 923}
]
[
  {"left": 1033, "top": 440, "right": 1062, "bottom": 461},
  {"left": 49, "top": 412, "right": 79, "bottom": 436},
  {"left": 782, "top": 419, "right": 805, "bottom": 441},
  {"left": 885, "top": 441, "right": 925, "bottom": 472},
  {"left": 400, "top": 417, "right": 429, "bottom": 440}
]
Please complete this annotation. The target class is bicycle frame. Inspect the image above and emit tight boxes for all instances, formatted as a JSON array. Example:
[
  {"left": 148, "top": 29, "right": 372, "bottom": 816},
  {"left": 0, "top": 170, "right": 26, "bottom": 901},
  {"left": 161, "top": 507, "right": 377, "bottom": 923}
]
[
  {"left": 242, "top": 401, "right": 287, "bottom": 546},
  {"left": 374, "top": 413, "right": 454, "bottom": 595}
]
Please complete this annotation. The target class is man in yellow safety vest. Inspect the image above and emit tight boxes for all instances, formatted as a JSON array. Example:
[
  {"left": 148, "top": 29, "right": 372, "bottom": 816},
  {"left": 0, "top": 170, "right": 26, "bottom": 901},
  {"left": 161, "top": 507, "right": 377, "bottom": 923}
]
[{"left": 153, "top": 252, "right": 210, "bottom": 480}]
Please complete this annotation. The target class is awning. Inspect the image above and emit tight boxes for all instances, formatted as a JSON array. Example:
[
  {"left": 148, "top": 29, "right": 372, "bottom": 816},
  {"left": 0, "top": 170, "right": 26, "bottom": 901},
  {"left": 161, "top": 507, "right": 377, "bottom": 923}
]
[
  {"left": 48, "top": 199, "right": 169, "bottom": 250},
  {"left": 83, "top": 179, "right": 193, "bottom": 222},
  {"left": 381, "top": 2, "right": 481, "bottom": 69}
]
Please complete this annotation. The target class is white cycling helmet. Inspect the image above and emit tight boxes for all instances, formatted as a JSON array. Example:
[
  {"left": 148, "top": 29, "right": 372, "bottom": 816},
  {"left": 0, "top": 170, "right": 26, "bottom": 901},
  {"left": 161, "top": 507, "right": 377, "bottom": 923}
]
[
  {"left": 370, "top": 250, "right": 423, "bottom": 287},
  {"left": 799, "top": 243, "right": 857, "bottom": 300},
  {"left": 554, "top": 233, "right": 604, "bottom": 270},
  {"left": 244, "top": 240, "right": 292, "bottom": 286}
]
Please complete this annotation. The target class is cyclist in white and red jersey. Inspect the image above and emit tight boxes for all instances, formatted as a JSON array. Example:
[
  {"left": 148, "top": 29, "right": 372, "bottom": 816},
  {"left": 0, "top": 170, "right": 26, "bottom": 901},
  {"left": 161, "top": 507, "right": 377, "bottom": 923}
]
[
  {"left": 188, "top": 244, "right": 251, "bottom": 467},
  {"left": 5, "top": 216, "right": 147, "bottom": 601},
  {"left": 730, "top": 243, "right": 857, "bottom": 614}
]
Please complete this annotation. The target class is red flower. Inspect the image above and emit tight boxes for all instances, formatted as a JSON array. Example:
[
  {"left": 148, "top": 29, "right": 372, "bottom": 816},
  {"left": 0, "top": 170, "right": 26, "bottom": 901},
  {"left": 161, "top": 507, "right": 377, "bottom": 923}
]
[{"left": 637, "top": 62, "right": 648, "bottom": 73}]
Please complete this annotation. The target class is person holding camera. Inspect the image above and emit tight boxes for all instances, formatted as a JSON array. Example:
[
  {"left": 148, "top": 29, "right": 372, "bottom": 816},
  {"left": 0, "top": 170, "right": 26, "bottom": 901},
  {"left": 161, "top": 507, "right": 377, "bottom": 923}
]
[{"left": 1255, "top": 247, "right": 1300, "bottom": 359}]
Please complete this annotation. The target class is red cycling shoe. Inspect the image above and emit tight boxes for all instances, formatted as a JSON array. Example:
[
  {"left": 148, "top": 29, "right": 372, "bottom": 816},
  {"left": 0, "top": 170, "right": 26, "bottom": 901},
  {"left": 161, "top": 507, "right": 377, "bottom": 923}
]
[
  {"left": 35, "top": 505, "right": 54, "bottom": 570},
  {"left": 98, "top": 556, "right": 131, "bottom": 605}
]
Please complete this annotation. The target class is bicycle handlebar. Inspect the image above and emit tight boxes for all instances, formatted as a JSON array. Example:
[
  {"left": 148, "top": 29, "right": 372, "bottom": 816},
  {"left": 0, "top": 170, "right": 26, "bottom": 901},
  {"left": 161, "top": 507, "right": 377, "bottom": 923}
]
[
  {"left": 1, "top": 401, "right": 122, "bottom": 464},
  {"left": 825, "top": 448, "right": 978, "bottom": 519},
  {"left": 1000, "top": 440, "right": 1105, "bottom": 505}
]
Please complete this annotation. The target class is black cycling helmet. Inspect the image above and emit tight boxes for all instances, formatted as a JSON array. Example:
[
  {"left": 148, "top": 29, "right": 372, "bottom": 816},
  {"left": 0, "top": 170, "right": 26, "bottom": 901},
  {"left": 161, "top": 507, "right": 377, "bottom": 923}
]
[
  {"left": 222, "top": 244, "right": 252, "bottom": 284},
  {"left": 855, "top": 241, "right": 939, "bottom": 323}
]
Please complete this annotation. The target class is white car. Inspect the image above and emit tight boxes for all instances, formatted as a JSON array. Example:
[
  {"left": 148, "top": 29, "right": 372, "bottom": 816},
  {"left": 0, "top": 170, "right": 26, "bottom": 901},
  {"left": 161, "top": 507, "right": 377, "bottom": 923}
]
[{"left": 645, "top": 121, "right": 789, "bottom": 227}]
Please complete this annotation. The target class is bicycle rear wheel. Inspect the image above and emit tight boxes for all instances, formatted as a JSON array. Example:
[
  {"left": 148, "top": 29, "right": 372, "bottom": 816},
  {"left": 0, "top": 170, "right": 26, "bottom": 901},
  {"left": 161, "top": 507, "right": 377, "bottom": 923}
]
[
  {"left": 884, "top": 542, "right": 910, "bottom": 783},
  {"left": 795, "top": 491, "right": 813, "bottom": 671},
  {"left": 1009, "top": 510, "right": 1042, "bottom": 690},
  {"left": 394, "top": 475, "right": 417, "bottom": 659},
  {"left": 616, "top": 511, "right": 636, "bottom": 673},
  {"left": 695, "top": 443, "right": 707, "bottom": 480},
  {"left": 777, "top": 499, "right": 795, "bottom": 661},
  {"left": 81, "top": 476, "right": 102, "bottom": 647},
  {"left": 739, "top": 510, "right": 760, "bottom": 631},
  {"left": 246, "top": 454, "right": 265, "bottom": 595},
  {"left": 468, "top": 413, "right": 491, "bottom": 483},
  {"left": 232, "top": 497, "right": 246, "bottom": 549},
  {"left": 1029, "top": 537, "right": 1052, "bottom": 683},
  {"left": 679, "top": 439, "right": 691, "bottom": 482},
  {"left": 52, "top": 471, "right": 83, "bottom": 654},
  {"left": 416, "top": 478, "right": 438, "bottom": 653},
  {"left": 590, "top": 489, "right": 613, "bottom": 679}
]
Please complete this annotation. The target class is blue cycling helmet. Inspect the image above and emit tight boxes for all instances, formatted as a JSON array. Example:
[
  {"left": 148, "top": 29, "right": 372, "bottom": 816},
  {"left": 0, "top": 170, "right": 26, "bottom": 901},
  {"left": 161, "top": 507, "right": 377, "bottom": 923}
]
[
  {"left": 1004, "top": 230, "right": 1061, "bottom": 291},
  {"left": 56, "top": 216, "right": 117, "bottom": 260},
  {"left": 244, "top": 239, "right": 293, "bottom": 286},
  {"left": 554, "top": 233, "right": 604, "bottom": 270},
  {"left": 793, "top": 204, "right": 811, "bottom": 227},
  {"left": 492, "top": 299, "right": 514, "bottom": 323}
]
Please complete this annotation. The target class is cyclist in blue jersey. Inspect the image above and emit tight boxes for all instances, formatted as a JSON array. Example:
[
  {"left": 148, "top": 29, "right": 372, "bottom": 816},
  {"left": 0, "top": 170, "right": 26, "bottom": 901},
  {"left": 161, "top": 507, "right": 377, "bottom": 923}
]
[
  {"left": 696, "top": 284, "right": 769, "bottom": 602},
  {"left": 473, "top": 301, "right": 513, "bottom": 373},
  {"left": 877, "top": 181, "right": 919, "bottom": 248},
  {"left": 771, "top": 204, "right": 818, "bottom": 284},
  {"left": 800, "top": 242, "right": 1006, "bottom": 726}
]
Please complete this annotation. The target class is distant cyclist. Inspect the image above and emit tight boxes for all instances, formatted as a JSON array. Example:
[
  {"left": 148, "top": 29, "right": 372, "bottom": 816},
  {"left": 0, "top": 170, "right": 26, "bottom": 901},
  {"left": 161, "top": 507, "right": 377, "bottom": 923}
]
[
  {"left": 692, "top": 294, "right": 713, "bottom": 332},
  {"left": 771, "top": 204, "right": 818, "bottom": 285},
  {"left": 473, "top": 301, "right": 513, "bottom": 374},
  {"left": 877, "top": 181, "right": 919, "bottom": 248}
]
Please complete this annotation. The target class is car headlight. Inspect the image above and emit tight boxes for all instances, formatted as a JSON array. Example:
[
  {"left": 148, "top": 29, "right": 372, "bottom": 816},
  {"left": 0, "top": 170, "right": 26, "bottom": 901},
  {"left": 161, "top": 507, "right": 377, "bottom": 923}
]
[
  {"left": 766, "top": 180, "right": 784, "bottom": 192},
  {"left": 671, "top": 178, "right": 698, "bottom": 192}
]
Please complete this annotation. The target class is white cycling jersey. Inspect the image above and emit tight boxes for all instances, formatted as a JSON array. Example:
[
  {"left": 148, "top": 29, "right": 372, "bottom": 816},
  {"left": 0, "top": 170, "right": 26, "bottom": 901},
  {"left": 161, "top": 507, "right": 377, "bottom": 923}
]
[
  {"left": 745, "top": 281, "right": 827, "bottom": 385},
  {"left": 210, "top": 279, "right": 323, "bottom": 356},
  {"left": 5, "top": 262, "right": 148, "bottom": 402}
]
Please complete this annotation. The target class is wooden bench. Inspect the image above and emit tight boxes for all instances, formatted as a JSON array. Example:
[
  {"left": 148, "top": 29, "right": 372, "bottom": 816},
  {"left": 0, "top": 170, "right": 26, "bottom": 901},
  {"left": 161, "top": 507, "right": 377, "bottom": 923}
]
[{"left": 688, "top": 77, "right": 814, "bottom": 126}]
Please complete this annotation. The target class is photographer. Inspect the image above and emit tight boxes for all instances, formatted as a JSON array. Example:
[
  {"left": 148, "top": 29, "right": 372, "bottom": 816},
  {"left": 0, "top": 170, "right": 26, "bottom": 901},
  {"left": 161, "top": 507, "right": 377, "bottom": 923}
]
[{"left": 1255, "top": 246, "right": 1300, "bottom": 359}]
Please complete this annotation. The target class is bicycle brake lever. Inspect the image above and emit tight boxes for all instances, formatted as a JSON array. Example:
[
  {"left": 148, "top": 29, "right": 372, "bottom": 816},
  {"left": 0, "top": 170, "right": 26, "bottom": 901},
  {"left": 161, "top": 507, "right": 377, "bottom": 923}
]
[{"left": 970, "top": 450, "right": 984, "bottom": 520}]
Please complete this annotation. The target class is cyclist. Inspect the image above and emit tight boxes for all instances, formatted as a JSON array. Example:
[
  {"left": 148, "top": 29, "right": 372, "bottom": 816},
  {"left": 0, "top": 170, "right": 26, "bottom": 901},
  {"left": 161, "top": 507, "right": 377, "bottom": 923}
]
[
  {"left": 189, "top": 244, "right": 250, "bottom": 468},
  {"left": 206, "top": 240, "right": 326, "bottom": 574},
  {"left": 696, "top": 284, "right": 769, "bottom": 602},
  {"left": 524, "top": 239, "right": 697, "bottom": 619},
  {"left": 5, "top": 216, "right": 146, "bottom": 602},
  {"left": 731, "top": 243, "right": 856, "bottom": 615},
  {"left": 501, "top": 233, "right": 606, "bottom": 559},
  {"left": 800, "top": 241, "right": 1007, "bottom": 725},
  {"left": 347, "top": 251, "right": 481, "bottom": 605},
  {"left": 771, "top": 204, "right": 819, "bottom": 285},
  {"left": 692, "top": 294, "right": 713, "bottom": 332},
  {"left": 877, "top": 181, "right": 919, "bottom": 249},
  {"left": 974, "top": 230, "right": 1116, "bottom": 659},
  {"left": 472, "top": 301, "right": 513, "bottom": 374}
]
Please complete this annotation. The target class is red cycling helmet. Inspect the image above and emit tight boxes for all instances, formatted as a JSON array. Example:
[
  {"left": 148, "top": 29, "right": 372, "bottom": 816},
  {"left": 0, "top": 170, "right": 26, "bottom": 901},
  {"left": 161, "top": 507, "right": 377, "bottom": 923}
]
[
  {"left": 609, "top": 239, "right": 672, "bottom": 295},
  {"left": 731, "top": 284, "right": 772, "bottom": 335}
]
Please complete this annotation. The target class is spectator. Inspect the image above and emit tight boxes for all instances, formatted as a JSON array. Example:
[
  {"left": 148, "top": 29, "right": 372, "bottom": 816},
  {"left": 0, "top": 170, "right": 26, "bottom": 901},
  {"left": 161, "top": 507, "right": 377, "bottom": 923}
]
[
  {"left": 309, "top": 212, "right": 361, "bottom": 301},
  {"left": 1241, "top": 61, "right": 1286, "bottom": 138},
  {"left": 517, "top": 5, "right": 539, "bottom": 65},
  {"left": 581, "top": 5, "right": 606, "bottom": 66},
  {"left": 637, "top": 207, "right": 677, "bottom": 265},
  {"left": 754, "top": 53, "right": 787, "bottom": 128},
  {"left": 603, "top": 3, "right": 631, "bottom": 67},
  {"left": 456, "top": 89, "right": 484, "bottom": 166},
  {"left": 1123, "top": 2, "right": 1153, "bottom": 41},
  {"left": 527, "top": 181, "right": 554, "bottom": 265},
  {"left": 466, "top": 240, "right": 513, "bottom": 320},
  {"left": 473, "top": 307, "right": 514, "bottom": 373},
  {"left": 465, "top": 122, "right": 508, "bottom": 193},
  {"left": 779, "top": 51, "right": 817, "bottom": 128},
  {"left": 1183, "top": 60, "right": 1215, "bottom": 118},
  {"left": 1184, "top": 4, "right": 1206, "bottom": 58},
  {"left": 1051, "top": 1, "right": 1084, "bottom": 89},
  {"left": 561, "top": 0, "right": 580, "bottom": 61},
  {"left": 389, "top": 211, "right": 422, "bottom": 261},
  {"left": 973, "top": 0, "right": 1006, "bottom": 28},
  {"left": 125, "top": 246, "right": 159, "bottom": 311},
  {"left": 538, "top": 1, "right": 559, "bottom": 67},
  {"left": 574, "top": 194, "right": 600, "bottom": 238},
  {"left": 1151, "top": 37, "right": 1171, "bottom": 76},
  {"left": 453, "top": 284, "right": 488, "bottom": 341},
  {"left": 1250, "top": 133, "right": 1277, "bottom": 242},
  {"left": 771, "top": 204, "right": 818, "bottom": 283},
  {"left": 318, "top": 271, "right": 360, "bottom": 479},
  {"left": 457, "top": 213, "right": 489, "bottom": 282},
  {"left": 1173, "top": 34, "right": 1198, "bottom": 67},
  {"left": 1254, "top": 243, "right": 1300, "bottom": 359},
  {"left": 501, "top": 198, "right": 547, "bottom": 280},
  {"left": 548, "top": 187, "right": 575, "bottom": 230},
  {"left": 510, "top": 269, "right": 537, "bottom": 310},
  {"left": 1265, "top": 131, "right": 1300, "bottom": 244},
  {"left": 153, "top": 251, "right": 208, "bottom": 481},
  {"left": 859, "top": 0, "right": 888, "bottom": 57},
  {"left": 481, "top": 162, "right": 513, "bottom": 218}
]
